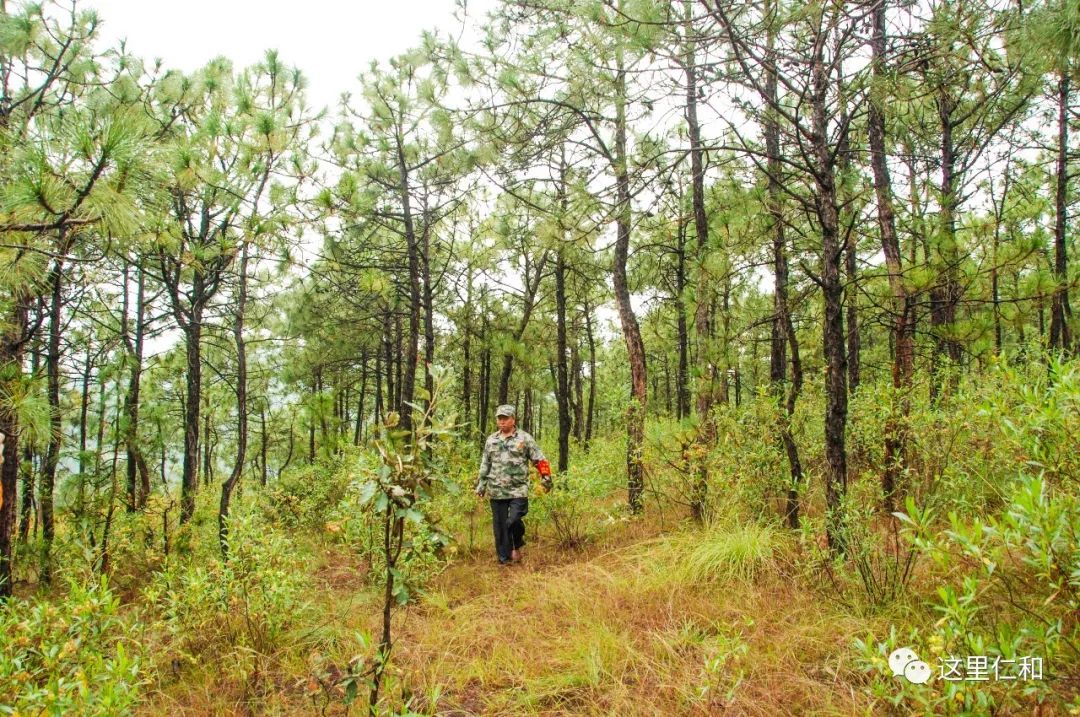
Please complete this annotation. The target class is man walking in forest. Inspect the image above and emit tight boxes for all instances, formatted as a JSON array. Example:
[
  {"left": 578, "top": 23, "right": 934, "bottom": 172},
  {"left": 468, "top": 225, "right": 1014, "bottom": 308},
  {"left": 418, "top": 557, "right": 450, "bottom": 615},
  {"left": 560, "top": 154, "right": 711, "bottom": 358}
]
[{"left": 475, "top": 404, "right": 552, "bottom": 565}]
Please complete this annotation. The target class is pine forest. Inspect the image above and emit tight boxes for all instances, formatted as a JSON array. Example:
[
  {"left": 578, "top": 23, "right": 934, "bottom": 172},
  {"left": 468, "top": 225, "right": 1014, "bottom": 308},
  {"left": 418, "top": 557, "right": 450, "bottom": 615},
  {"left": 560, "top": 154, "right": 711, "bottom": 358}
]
[{"left": 0, "top": 0, "right": 1078, "bottom": 714}]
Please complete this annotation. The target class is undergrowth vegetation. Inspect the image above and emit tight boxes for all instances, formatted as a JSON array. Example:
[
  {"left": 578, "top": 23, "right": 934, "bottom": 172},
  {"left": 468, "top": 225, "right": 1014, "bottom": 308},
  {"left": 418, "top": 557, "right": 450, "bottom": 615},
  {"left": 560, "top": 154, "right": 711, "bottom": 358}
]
[{"left": 0, "top": 361, "right": 1076, "bottom": 715}]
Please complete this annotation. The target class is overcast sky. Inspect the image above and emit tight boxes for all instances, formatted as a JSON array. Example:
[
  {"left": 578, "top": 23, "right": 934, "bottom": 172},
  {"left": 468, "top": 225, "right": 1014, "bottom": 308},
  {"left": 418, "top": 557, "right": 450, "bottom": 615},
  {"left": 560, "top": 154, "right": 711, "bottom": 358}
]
[{"left": 85, "top": 0, "right": 496, "bottom": 114}]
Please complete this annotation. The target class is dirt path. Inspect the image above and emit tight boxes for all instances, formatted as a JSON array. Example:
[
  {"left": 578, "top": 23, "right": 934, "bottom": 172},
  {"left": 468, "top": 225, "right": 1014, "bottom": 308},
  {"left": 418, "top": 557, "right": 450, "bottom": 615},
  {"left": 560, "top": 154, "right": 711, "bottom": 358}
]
[{"left": 381, "top": 525, "right": 876, "bottom": 716}]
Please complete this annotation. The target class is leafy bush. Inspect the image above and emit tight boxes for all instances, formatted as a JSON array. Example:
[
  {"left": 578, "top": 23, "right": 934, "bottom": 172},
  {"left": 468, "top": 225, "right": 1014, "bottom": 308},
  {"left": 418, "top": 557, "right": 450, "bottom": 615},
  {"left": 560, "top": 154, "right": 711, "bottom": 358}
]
[
  {"left": 0, "top": 578, "right": 143, "bottom": 716},
  {"left": 143, "top": 510, "right": 309, "bottom": 675},
  {"left": 852, "top": 475, "right": 1079, "bottom": 715},
  {"left": 531, "top": 460, "right": 611, "bottom": 549},
  {"left": 262, "top": 457, "right": 353, "bottom": 531}
]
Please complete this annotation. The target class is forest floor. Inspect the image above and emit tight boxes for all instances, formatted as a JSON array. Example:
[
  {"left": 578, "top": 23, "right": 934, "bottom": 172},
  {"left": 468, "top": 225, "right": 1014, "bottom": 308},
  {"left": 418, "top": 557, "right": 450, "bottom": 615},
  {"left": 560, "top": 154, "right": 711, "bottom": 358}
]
[{"left": 139, "top": 509, "right": 895, "bottom": 716}]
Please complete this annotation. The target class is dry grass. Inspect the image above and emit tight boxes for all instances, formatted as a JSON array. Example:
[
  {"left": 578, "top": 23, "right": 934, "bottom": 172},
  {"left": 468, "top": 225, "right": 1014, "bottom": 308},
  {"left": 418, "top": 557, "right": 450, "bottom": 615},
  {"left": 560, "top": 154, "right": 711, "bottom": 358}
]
[
  {"left": 136, "top": 514, "right": 890, "bottom": 716},
  {"left": 392, "top": 518, "right": 884, "bottom": 716}
]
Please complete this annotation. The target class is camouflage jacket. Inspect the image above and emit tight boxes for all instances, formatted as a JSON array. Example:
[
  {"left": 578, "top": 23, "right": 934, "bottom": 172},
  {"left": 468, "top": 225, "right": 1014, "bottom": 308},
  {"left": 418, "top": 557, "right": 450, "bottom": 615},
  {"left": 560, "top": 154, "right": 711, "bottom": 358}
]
[{"left": 475, "top": 429, "right": 545, "bottom": 499}]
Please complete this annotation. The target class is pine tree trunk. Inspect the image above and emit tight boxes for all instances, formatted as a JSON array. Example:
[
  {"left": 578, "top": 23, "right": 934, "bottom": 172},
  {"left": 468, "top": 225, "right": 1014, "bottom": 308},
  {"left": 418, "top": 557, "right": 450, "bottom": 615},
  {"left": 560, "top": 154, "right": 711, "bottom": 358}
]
[
  {"left": 612, "top": 50, "right": 647, "bottom": 514},
  {"left": 123, "top": 264, "right": 150, "bottom": 512},
  {"left": 555, "top": 155, "right": 572, "bottom": 472},
  {"left": 583, "top": 295, "right": 597, "bottom": 449},
  {"left": 41, "top": 255, "right": 64, "bottom": 584},
  {"left": 462, "top": 271, "right": 473, "bottom": 432},
  {"left": 355, "top": 351, "right": 368, "bottom": 445},
  {"left": 395, "top": 135, "right": 421, "bottom": 434},
  {"left": 686, "top": 0, "right": 713, "bottom": 522},
  {"left": 1050, "top": 69, "right": 1073, "bottom": 353},
  {"left": 20, "top": 331, "right": 42, "bottom": 542},
  {"left": 765, "top": 8, "right": 804, "bottom": 529},
  {"left": 868, "top": 0, "right": 912, "bottom": 513},
  {"left": 675, "top": 218, "right": 690, "bottom": 420},
  {"left": 0, "top": 298, "right": 28, "bottom": 598},
  {"left": 179, "top": 294, "right": 204, "bottom": 524},
  {"left": 220, "top": 241, "right": 249, "bottom": 558},
  {"left": 812, "top": 35, "right": 848, "bottom": 553}
]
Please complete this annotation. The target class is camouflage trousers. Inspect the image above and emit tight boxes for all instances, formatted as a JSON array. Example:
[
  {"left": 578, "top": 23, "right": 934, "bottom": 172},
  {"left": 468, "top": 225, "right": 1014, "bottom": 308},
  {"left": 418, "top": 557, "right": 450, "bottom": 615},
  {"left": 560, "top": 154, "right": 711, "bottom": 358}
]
[{"left": 489, "top": 498, "right": 528, "bottom": 563}]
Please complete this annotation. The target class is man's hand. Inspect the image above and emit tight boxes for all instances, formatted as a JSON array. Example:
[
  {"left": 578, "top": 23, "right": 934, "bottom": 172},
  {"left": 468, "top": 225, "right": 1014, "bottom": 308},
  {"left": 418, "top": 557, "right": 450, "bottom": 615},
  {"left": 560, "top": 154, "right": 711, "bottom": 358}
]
[
  {"left": 536, "top": 459, "right": 552, "bottom": 493},
  {"left": 475, "top": 486, "right": 486, "bottom": 498}
]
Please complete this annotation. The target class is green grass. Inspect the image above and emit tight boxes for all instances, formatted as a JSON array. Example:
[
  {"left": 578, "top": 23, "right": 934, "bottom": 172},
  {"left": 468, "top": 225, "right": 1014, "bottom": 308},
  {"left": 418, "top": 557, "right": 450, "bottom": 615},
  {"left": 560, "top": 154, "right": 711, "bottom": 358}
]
[{"left": 677, "top": 521, "right": 783, "bottom": 585}]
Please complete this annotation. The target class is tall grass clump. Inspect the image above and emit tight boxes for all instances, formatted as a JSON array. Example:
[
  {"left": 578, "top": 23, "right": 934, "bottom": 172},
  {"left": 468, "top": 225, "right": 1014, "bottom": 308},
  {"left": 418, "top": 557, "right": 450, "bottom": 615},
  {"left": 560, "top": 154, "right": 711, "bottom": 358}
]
[{"left": 678, "top": 521, "right": 782, "bottom": 585}]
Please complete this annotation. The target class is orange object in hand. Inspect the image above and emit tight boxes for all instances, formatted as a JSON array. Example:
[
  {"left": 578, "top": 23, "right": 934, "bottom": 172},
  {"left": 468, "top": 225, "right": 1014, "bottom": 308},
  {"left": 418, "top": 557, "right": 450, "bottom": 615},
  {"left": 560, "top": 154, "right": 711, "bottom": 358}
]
[{"left": 537, "top": 459, "right": 553, "bottom": 493}]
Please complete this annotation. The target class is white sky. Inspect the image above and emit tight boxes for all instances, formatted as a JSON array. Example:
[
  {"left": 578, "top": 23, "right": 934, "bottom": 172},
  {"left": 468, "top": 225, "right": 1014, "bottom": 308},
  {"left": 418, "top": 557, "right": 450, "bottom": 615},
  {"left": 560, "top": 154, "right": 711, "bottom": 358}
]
[{"left": 85, "top": 0, "right": 497, "bottom": 114}]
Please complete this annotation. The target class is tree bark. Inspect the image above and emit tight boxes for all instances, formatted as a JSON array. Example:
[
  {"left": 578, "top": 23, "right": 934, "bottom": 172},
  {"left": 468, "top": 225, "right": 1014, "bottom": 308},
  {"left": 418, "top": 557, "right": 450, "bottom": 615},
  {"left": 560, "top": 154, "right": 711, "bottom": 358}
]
[
  {"left": 687, "top": 0, "right": 714, "bottom": 522},
  {"left": 675, "top": 218, "right": 690, "bottom": 420},
  {"left": 812, "top": 29, "right": 849, "bottom": 553},
  {"left": 40, "top": 254, "right": 65, "bottom": 584},
  {"left": 355, "top": 350, "right": 368, "bottom": 445},
  {"left": 395, "top": 134, "right": 421, "bottom": 435},
  {"left": 764, "top": 7, "right": 804, "bottom": 529},
  {"left": 583, "top": 295, "right": 597, "bottom": 449},
  {"left": 462, "top": 271, "right": 473, "bottom": 433},
  {"left": 868, "top": 0, "right": 913, "bottom": 513},
  {"left": 0, "top": 298, "right": 28, "bottom": 598},
  {"left": 219, "top": 241, "right": 249, "bottom": 558},
  {"left": 554, "top": 153, "right": 572, "bottom": 472},
  {"left": 1050, "top": 69, "right": 1073, "bottom": 353},
  {"left": 178, "top": 278, "right": 204, "bottom": 524},
  {"left": 123, "top": 263, "right": 150, "bottom": 511},
  {"left": 20, "top": 328, "right": 42, "bottom": 542},
  {"left": 612, "top": 49, "right": 647, "bottom": 513}
]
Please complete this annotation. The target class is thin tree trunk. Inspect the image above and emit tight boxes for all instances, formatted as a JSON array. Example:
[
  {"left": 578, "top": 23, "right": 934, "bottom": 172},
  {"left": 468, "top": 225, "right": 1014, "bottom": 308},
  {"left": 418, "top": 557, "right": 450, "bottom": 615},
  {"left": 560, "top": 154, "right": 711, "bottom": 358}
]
[
  {"left": 40, "top": 254, "right": 65, "bottom": 584},
  {"left": 686, "top": 0, "right": 713, "bottom": 521},
  {"left": 180, "top": 314, "right": 202, "bottom": 523},
  {"left": 1050, "top": 69, "right": 1073, "bottom": 353},
  {"left": 382, "top": 305, "right": 394, "bottom": 423},
  {"left": 462, "top": 271, "right": 473, "bottom": 433},
  {"left": 764, "top": 5, "right": 804, "bottom": 529},
  {"left": 355, "top": 350, "right": 368, "bottom": 446},
  {"left": 219, "top": 241, "right": 249, "bottom": 558},
  {"left": 123, "top": 264, "right": 150, "bottom": 512},
  {"left": 202, "top": 406, "right": 212, "bottom": 487},
  {"left": 812, "top": 29, "right": 848, "bottom": 552},
  {"left": 395, "top": 133, "right": 421, "bottom": 435},
  {"left": 260, "top": 405, "right": 268, "bottom": 487},
  {"left": 612, "top": 46, "right": 647, "bottom": 513},
  {"left": 420, "top": 204, "right": 436, "bottom": 413},
  {"left": 869, "top": 0, "right": 913, "bottom": 513},
  {"left": 583, "top": 295, "right": 596, "bottom": 449},
  {"left": 675, "top": 218, "right": 690, "bottom": 420},
  {"left": 932, "top": 87, "right": 962, "bottom": 395},
  {"left": 19, "top": 332, "right": 42, "bottom": 542},
  {"left": 0, "top": 298, "right": 29, "bottom": 598},
  {"left": 571, "top": 337, "right": 584, "bottom": 442},
  {"left": 554, "top": 152, "right": 572, "bottom": 472}
]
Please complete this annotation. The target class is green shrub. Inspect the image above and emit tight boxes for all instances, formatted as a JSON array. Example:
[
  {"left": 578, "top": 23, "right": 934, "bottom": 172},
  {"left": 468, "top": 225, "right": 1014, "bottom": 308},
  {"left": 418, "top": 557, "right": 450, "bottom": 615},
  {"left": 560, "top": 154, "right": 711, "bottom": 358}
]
[
  {"left": 261, "top": 456, "right": 353, "bottom": 531},
  {"left": 0, "top": 578, "right": 143, "bottom": 716},
  {"left": 144, "top": 510, "right": 309, "bottom": 673},
  {"left": 853, "top": 475, "right": 1079, "bottom": 715}
]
